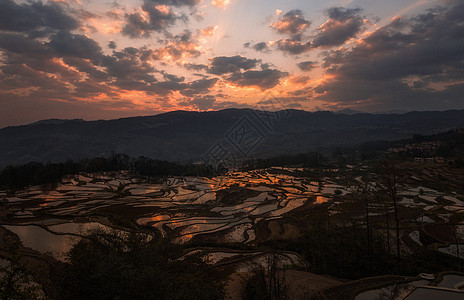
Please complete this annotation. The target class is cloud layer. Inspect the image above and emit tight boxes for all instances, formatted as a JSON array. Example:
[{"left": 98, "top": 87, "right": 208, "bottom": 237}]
[
  {"left": 0, "top": 0, "right": 463, "bottom": 126},
  {"left": 313, "top": 2, "right": 464, "bottom": 111}
]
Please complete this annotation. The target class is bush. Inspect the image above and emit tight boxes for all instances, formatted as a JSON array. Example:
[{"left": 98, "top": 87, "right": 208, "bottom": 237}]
[
  {"left": 55, "top": 230, "right": 226, "bottom": 300},
  {"left": 242, "top": 253, "right": 288, "bottom": 300}
]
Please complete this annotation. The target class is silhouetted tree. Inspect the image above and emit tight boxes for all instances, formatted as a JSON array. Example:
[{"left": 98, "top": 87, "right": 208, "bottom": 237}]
[
  {"left": 378, "top": 161, "right": 402, "bottom": 262},
  {"left": 55, "top": 230, "right": 225, "bottom": 300}
]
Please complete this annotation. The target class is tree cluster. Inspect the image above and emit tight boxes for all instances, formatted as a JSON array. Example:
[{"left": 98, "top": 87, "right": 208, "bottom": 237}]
[
  {"left": 52, "top": 230, "right": 226, "bottom": 300},
  {"left": 0, "top": 154, "right": 219, "bottom": 190}
]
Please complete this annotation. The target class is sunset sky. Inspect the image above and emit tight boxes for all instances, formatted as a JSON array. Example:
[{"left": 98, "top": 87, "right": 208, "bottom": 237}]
[{"left": 1, "top": 0, "right": 463, "bottom": 127}]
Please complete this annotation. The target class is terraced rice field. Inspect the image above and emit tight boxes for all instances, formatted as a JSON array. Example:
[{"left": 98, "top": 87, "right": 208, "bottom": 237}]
[
  {"left": 1, "top": 165, "right": 463, "bottom": 266},
  {"left": 0, "top": 168, "right": 335, "bottom": 259}
]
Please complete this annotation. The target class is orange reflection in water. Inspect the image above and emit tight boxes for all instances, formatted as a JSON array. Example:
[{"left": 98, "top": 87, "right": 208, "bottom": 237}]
[
  {"left": 315, "top": 195, "right": 329, "bottom": 204},
  {"left": 151, "top": 215, "right": 170, "bottom": 222},
  {"left": 39, "top": 197, "right": 54, "bottom": 207}
]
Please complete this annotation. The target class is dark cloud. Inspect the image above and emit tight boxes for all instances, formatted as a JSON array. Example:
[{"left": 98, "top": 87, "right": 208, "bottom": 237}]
[
  {"left": 271, "top": 9, "right": 311, "bottom": 36},
  {"left": 153, "top": 77, "right": 218, "bottom": 97},
  {"left": 0, "top": 62, "right": 59, "bottom": 91},
  {"left": 0, "top": 32, "right": 92, "bottom": 99},
  {"left": 189, "top": 95, "right": 217, "bottom": 110},
  {"left": 0, "top": 28, "right": 209, "bottom": 100},
  {"left": 206, "top": 55, "right": 287, "bottom": 90},
  {"left": 153, "top": 80, "right": 186, "bottom": 91},
  {"left": 71, "top": 81, "right": 117, "bottom": 99},
  {"left": 181, "top": 78, "right": 219, "bottom": 96},
  {"left": 327, "top": 7, "right": 362, "bottom": 22},
  {"left": 227, "top": 69, "right": 287, "bottom": 90},
  {"left": 101, "top": 52, "right": 217, "bottom": 96},
  {"left": 62, "top": 57, "right": 108, "bottom": 81},
  {"left": 121, "top": 0, "right": 201, "bottom": 38},
  {"left": 0, "top": 30, "right": 104, "bottom": 64},
  {"left": 146, "top": 0, "right": 200, "bottom": 7},
  {"left": 0, "top": 2, "right": 213, "bottom": 104},
  {"left": 315, "top": 2, "right": 464, "bottom": 111},
  {"left": 122, "top": 13, "right": 151, "bottom": 38},
  {"left": 271, "top": 7, "right": 365, "bottom": 55},
  {"left": 207, "top": 55, "right": 260, "bottom": 75},
  {"left": 290, "top": 75, "right": 311, "bottom": 85},
  {"left": 182, "top": 63, "right": 208, "bottom": 71},
  {"left": 253, "top": 42, "right": 268, "bottom": 52},
  {"left": 252, "top": 42, "right": 270, "bottom": 52},
  {"left": 48, "top": 31, "right": 103, "bottom": 61},
  {"left": 0, "top": 32, "right": 52, "bottom": 58},
  {"left": 108, "top": 41, "right": 117, "bottom": 49},
  {"left": 244, "top": 42, "right": 270, "bottom": 52},
  {"left": 178, "top": 94, "right": 217, "bottom": 110},
  {"left": 322, "top": 5, "right": 464, "bottom": 81},
  {"left": 276, "top": 38, "right": 311, "bottom": 54},
  {"left": 312, "top": 7, "right": 365, "bottom": 48},
  {"left": 162, "top": 72, "right": 185, "bottom": 83},
  {"left": 0, "top": 0, "right": 79, "bottom": 35},
  {"left": 103, "top": 47, "right": 158, "bottom": 91},
  {"left": 297, "top": 61, "right": 317, "bottom": 71},
  {"left": 122, "top": 0, "right": 181, "bottom": 38},
  {"left": 257, "top": 97, "right": 303, "bottom": 110},
  {"left": 150, "top": 30, "right": 201, "bottom": 61},
  {"left": 250, "top": 9, "right": 314, "bottom": 55},
  {"left": 179, "top": 95, "right": 246, "bottom": 111}
]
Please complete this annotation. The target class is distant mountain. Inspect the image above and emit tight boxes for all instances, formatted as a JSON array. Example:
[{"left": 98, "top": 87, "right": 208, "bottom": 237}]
[
  {"left": 1, "top": 108, "right": 464, "bottom": 167},
  {"left": 333, "top": 109, "right": 365, "bottom": 115},
  {"left": 373, "top": 109, "right": 409, "bottom": 115},
  {"left": 30, "top": 119, "right": 85, "bottom": 126}
]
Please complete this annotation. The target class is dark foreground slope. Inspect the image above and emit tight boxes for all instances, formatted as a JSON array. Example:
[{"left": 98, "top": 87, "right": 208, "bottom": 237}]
[{"left": 1, "top": 109, "right": 464, "bottom": 167}]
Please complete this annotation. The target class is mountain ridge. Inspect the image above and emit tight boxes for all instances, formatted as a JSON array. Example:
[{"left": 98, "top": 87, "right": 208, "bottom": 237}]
[{"left": 1, "top": 108, "right": 464, "bottom": 167}]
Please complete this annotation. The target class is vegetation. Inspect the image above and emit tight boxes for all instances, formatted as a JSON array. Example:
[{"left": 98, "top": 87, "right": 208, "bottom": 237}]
[
  {"left": 3, "top": 127, "right": 461, "bottom": 191},
  {"left": 0, "top": 151, "right": 328, "bottom": 191},
  {"left": 243, "top": 152, "right": 327, "bottom": 170},
  {"left": 0, "top": 154, "right": 219, "bottom": 190},
  {"left": 1, "top": 130, "right": 464, "bottom": 299},
  {"left": 242, "top": 254, "right": 288, "bottom": 300},
  {"left": 52, "top": 230, "right": 226, "bottom": 300},
  {"left": 0, "top": 243, "right": 45, "bottom": 300}
]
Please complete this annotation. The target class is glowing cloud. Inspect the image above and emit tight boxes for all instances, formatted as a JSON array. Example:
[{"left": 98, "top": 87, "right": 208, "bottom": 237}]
[
  {"left": 200, "top": 25, "right": 218, "bottom": 36},
  {"left": 211, "top": 0, "right": 231, "bottom": 9},
  {"left": 271, "top": 9, "right": 311, "bottom": 36}
]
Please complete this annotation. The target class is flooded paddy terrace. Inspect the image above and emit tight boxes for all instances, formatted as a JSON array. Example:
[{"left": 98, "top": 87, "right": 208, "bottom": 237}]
[
  {"left": 1, "top": 165, "right": 463, "bottom": 268},
  {"left": 0, "top": 168, "right": 333, "bottom": 261}
]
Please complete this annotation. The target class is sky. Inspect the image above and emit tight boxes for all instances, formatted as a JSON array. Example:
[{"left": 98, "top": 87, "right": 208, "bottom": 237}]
[{"left": 0, "top": 0, "right": 463, "bottom": 127}]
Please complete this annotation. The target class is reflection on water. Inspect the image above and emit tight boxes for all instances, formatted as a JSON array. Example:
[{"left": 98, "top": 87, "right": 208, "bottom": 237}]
[
  {"left": 4, "top": 168, "right": 337, "bottom": 245},
  {"left": 270, "top": 197, "right": 307, "bottom": 217},
  {"left": 355, "top": 280, "right": 430, "bottom": 300},
  {"left": 438, "top": 244, "right": 464, "bottom": 259},
  {"left": 315, "top": 195, "right": 329, "bottom": 204},
  {"left": 437, "top": 274, "right": 464, "bottom": 288},
  {"left": 3, "top": 225, "right": 78, "bottom": 261},
  {"left": 48, "top": 222, "right": 111, "bottom": 235},
  {"left": 136, "top": 215, "right": 171, "bottom": 226}
]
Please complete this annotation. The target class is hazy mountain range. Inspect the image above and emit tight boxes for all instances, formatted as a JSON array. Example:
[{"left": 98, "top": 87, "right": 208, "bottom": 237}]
[{"left": 1, "top": 109, "right": 464, "bottom": 167}]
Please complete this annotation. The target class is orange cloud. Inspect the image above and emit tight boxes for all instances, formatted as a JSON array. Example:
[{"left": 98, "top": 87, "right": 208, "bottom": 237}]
[
  {"left": 155, "top": 4, "right": 171, "bottom": 15},
  {"left": 287, "top": 75, "right": 311, "bottom": 85},
  {"left": 211, "top": 0, "right": 231, "bottom": 9},
  {"left": 200, "top": 25, "right": 218, "bottom": 36},
  {"left": 152, "top": 41, "right": 202, "bottom": 62},
  {"left": 271, "top": 10, "right": 310, "bottom": 36},
  {"left": 91, "top": 19, "right": 123, "bottom": 34}
]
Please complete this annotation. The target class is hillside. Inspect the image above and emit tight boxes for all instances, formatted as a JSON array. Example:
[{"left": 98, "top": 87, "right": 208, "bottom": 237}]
[{"left": 1, "top": 109, "right": 464, "bottom": 167}]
